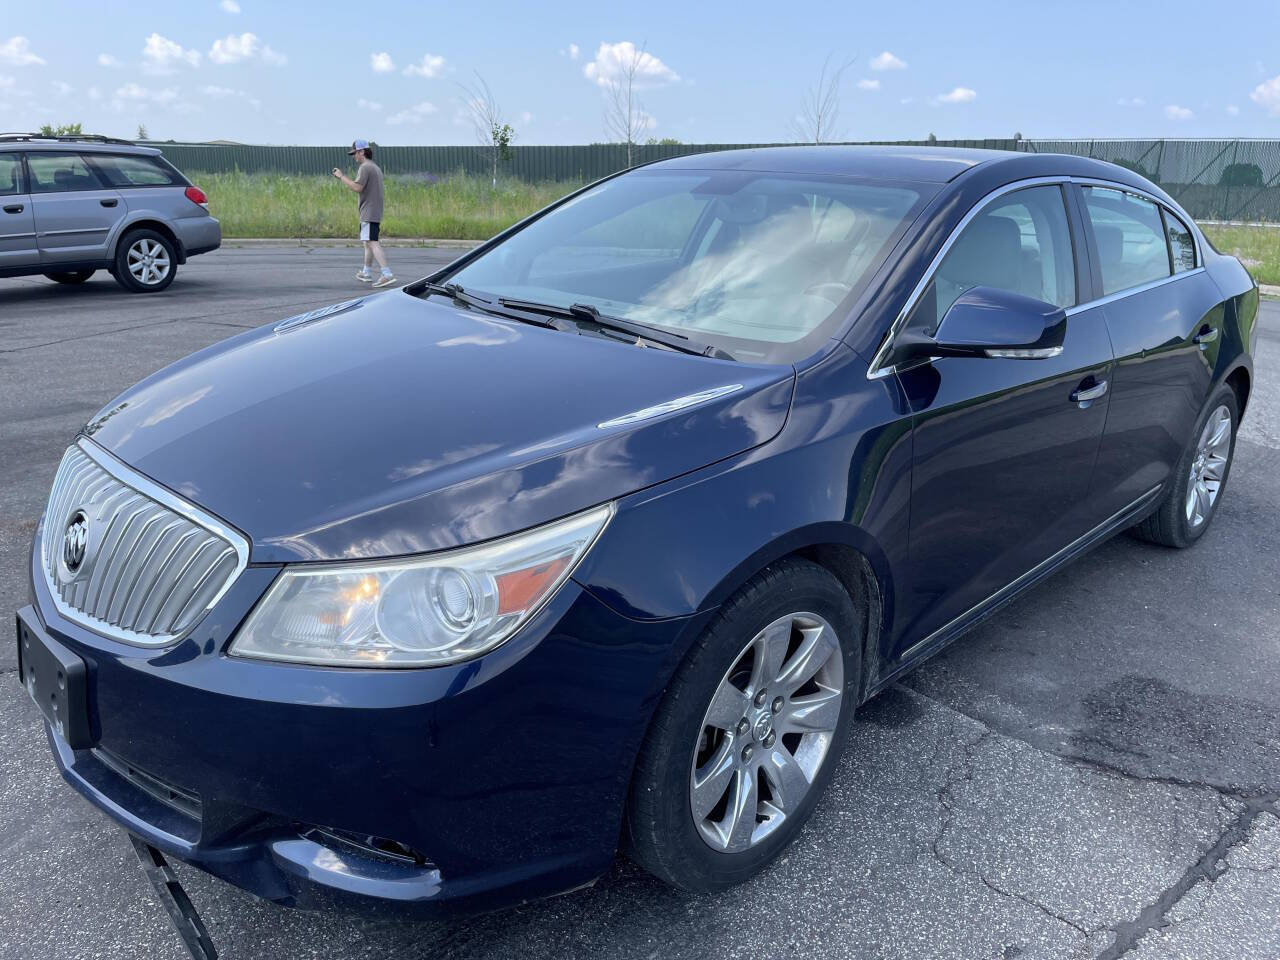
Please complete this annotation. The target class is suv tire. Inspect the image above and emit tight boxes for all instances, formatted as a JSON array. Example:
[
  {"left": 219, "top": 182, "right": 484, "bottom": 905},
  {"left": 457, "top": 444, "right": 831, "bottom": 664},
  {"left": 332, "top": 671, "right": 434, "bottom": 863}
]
[{"left": 113, "top": 229, "right": 177, "bottom": 293}]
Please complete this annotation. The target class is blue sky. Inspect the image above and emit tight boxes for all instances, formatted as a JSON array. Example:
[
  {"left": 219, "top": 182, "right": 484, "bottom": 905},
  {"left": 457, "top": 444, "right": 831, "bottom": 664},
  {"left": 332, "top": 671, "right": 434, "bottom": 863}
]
[{"left": 3, "top": 0, "right": 1280, "bottom": 145}]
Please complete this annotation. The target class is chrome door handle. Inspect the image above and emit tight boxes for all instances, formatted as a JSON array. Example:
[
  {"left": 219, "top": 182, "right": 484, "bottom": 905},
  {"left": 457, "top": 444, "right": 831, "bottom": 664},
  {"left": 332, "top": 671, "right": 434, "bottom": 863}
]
[
  {"left": 1193, "top": 326, "right": 1219, "bottom": 349},
  {"left": 2, "top": 203, "right": 22, "bottom": 214},
  {"left": 1070, "top": 379, "right": 1108, "bottom": 405}
]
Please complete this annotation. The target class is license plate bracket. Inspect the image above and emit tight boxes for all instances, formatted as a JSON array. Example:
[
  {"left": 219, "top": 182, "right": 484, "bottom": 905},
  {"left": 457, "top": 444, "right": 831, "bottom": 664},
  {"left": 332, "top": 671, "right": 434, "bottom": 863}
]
[{"left": 15, "top": 607, "right": 93, "bottom": 749}]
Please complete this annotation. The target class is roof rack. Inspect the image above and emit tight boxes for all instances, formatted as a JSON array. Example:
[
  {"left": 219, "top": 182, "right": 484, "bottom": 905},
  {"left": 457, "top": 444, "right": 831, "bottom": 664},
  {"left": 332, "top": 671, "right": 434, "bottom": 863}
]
[{"left": 0, "top": 132, "right": 138, "bottom": 145}]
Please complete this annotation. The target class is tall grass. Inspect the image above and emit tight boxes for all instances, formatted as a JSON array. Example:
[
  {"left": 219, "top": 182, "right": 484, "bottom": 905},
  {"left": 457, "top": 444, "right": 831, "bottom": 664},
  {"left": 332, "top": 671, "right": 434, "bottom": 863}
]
[
  {"left": 1200, "top": 224, "right": 1280, "bottom": 286},
  {"left": 193, "top": 170, "right": 582, "bottom": 241}
]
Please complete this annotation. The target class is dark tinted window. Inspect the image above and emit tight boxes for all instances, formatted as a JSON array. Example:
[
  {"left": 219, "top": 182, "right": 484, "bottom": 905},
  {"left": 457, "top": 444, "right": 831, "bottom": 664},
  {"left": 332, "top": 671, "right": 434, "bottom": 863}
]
[
  {"left": 926, "top": 185, "right": 1076, "bottom": 326},
  {"left": 0, "top": 153, "right": 23, "bottom": 196},
  {"left": 1082, "top": 187, "right": 1171, "bottom": 295},
  {"left": 26, "top": 153, "right": 103, "bottom": 194},
  {"left": 1164, "top": 208, "right": 1196, "bottom": 273},
  {"left": 90, "top": 153, "right": 181, "bottom": 187}
]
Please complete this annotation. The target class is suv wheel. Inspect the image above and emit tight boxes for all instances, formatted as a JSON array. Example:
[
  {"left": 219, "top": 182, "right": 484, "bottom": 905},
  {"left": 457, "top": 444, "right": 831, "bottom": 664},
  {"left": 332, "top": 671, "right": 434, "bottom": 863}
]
[
  {"left": 625, "top": 558, "right": 861, "bottom": 891},
  {"left": 43, "top": 270, "right": 95, "bottom": 285},
  {"left": 114, "top": 229, "right": 177, "bottom": 293}
]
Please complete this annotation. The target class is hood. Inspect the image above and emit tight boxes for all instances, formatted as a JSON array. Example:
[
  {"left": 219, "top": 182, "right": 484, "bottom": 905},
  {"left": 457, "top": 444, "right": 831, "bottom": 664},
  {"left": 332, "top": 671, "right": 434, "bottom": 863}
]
[{"left": 84, "top": 292, "right": 795, "bottom": 563}]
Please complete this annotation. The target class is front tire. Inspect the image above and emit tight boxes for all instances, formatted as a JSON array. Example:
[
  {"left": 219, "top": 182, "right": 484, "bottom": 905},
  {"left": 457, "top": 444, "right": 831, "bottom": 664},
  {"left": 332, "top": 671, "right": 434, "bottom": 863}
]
[
  {"left": 113, "top": 229, "right": 177, "bottom": 293},
  {"left": 1131, "top": 383, "right": 1238, "bottom": 548},
  {"left": 44, "top": 269, "right": 95, "bottom": 284},
  {"left": 625, "top": 558, "right": 861, "bottom": 891}
]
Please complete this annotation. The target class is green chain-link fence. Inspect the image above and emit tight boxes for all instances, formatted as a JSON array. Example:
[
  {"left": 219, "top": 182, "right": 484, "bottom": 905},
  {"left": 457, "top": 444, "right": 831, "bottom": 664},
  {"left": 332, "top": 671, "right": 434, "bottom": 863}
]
[{"left": 147, "top": 138, "right": 1280, "bottom": 223}]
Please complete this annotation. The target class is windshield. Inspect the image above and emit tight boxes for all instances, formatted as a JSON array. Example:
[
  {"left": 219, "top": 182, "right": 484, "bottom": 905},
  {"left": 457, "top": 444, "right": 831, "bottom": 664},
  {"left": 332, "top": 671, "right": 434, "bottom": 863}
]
[{"left": 445, "top": 169, "right": 927, "bottom": 363}]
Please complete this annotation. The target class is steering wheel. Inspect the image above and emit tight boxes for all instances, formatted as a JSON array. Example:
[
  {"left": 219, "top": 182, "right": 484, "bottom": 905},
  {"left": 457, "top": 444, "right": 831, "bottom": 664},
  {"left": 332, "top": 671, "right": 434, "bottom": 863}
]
[{"left": 804, "top": 281, "right": 852, "bottom": 304}]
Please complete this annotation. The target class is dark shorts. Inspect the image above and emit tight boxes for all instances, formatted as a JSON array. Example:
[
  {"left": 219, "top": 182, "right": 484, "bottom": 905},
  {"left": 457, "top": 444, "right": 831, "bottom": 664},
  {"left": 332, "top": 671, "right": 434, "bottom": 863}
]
[{"left": 360, "top": 221, "right": 381, "bottom": 242}]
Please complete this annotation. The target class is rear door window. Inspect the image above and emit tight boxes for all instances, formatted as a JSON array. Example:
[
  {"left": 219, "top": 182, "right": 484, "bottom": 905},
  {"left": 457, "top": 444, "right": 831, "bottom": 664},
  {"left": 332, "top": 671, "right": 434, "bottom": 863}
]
[
  {"left": 89, "top": 153, "right": 183, "bottom": 188},
  {"left": 0, "top": 154, "right": 24, "bottom": 195},
  {"left": 1081, "top": 187, "right": 1172, "bottom": 295},
  {"left": 1163, "top": 207, "right": 1196, "bottom": 273},
  {"left": 26, "top": 153, "right": 105, "bottom": 194}
]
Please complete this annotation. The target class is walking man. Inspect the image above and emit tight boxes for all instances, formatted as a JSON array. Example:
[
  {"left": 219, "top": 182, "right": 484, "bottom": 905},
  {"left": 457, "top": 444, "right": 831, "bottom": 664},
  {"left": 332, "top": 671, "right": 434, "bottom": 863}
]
[{"left": 332, "top": 139, "right": 394, "bottom": 287}]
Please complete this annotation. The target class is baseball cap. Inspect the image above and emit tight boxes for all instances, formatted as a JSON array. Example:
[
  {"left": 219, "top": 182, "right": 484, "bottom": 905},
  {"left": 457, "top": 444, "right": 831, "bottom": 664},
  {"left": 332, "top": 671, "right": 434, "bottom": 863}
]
[{"left": 348, "top": 139, "right": 370, "bottom": 155}]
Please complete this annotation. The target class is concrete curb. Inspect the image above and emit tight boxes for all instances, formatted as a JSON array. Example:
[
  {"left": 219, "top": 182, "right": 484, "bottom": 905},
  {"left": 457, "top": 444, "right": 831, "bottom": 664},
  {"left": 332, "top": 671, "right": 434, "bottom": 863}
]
[
  {"left": 1260, "top": 283, "right": 1280, "bottom": 299},
  {"left": 221, "top": 237, "right": 480, "bottom": 249}
]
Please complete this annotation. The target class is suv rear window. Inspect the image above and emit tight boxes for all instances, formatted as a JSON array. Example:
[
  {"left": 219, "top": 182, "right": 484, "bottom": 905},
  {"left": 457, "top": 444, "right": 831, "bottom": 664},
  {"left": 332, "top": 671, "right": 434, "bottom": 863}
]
[
  {"left": 26, "top": 153, "right": 104, "bottom": 194},
  {"left": 89, "top": 153, "right": 183, "bottom": 188}
]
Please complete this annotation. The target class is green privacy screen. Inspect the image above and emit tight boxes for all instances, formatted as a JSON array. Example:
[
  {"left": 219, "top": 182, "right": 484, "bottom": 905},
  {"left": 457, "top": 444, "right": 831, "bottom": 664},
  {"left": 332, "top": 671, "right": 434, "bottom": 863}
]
[{"left": 150, "top": 138, "right": 1280, "bottom": 223}]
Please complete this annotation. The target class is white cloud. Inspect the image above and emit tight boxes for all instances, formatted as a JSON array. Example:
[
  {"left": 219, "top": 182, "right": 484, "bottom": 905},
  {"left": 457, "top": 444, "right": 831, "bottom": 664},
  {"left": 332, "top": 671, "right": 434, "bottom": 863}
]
[
  {"left": 1116, "top": 97, "right": 1146, "bottom": 107},
  {"left": 201, "top": 84, "right": 237, "bottom": 96},
  {"left": 220, "top": 0, "right": 240, "bottom": 11},
  {"left": 1164, "top": 104, "right": 1193, "bottom": 121},
  {"left": 1250, "top": 75, "right": 1280, "bottom": 116},
  {"left": 857, "top": 78, "right": 880, "bottom": 90},
  {"left": 358, "top": 97, "right": 383, "bottom": 112},
  {"left": 404, "top": 53, "right": 445, "bottom": 78},
  {"left": 870, "top": 50, "right": 906, "bottom": 71},
  {"left": 52, "top": 80, "right": 73, "bottom": 96},
  {"left": 370, "top": 51, "right": 394, "bottom": 73},
  {"left": 1227, "top": 104, "right": 1240, "bottom": 116},
  {"left": 209, "top": 32, "right": 285, "bottom": 65},
  {"left": 143, "top": 33, "right": 201, "bottom": 73},
  {"left": 568, "top": 43, "right": 579, "bottom": 60},
  {"left": 115, "top": 82, "right": 178, "bottom": 104},
  {"left": 386, "top": 100, "right": 437, "bottom": 125},
  {"left": 0, "top": 36, "right": 45, "bottom": 67},
  {"left": 583, "top": 42, "right": 678, "bottom": 87},
  {"left": 936, "top": 86, "right": 976, "bottom": 104},
  {"left": 899, "top": 96, "right": 914, "bottom": 105},
  {"left": 97, "top": 53, "right": 122, "bottom": 68}
]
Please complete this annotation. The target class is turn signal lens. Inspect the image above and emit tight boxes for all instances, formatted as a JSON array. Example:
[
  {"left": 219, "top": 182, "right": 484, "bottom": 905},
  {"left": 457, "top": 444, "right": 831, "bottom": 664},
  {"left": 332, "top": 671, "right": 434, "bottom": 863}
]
[{"left": 229, "top": 505, "right": 612, "bottom": 667}]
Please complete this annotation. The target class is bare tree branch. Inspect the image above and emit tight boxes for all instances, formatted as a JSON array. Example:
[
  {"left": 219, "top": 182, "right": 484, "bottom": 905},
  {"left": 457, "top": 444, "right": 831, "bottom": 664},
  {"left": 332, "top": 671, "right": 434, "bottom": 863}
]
[
  {"left": 602, "top": 44, "right": 650, "bottom": 167},
  {"left": 459, "top": 71, "right": 514, "bottom": 187},
  {"left": 790, "top": 55, "right": 855, "bottom": 143}
]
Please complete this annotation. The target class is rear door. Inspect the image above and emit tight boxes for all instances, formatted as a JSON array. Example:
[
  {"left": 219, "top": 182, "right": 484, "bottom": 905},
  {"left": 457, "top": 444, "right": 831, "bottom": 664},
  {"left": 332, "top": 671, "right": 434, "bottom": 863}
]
[
  {"left": 0, "top": 152, "right": 38, "bottom": 270},
  {"left": 27, "top": 152, "right": 125, "bottom": 264},
  {"left": 1076, "top": 185, "right": 1224, "bottom": 517},
  {"left": 891, "top": 183, "right": 1114, "bottom": 655}
]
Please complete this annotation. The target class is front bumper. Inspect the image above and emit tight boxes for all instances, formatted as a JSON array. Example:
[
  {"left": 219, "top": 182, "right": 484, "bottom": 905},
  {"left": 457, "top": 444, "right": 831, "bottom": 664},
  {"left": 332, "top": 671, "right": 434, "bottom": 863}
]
[{"left": 24, "top": 539, "right": 706, "bottom": 917}]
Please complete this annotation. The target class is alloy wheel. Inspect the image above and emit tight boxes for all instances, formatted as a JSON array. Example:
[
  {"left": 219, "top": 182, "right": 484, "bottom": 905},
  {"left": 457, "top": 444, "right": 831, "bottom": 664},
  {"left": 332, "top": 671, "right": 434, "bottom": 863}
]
[
  {"left": 689, "top": 611, "right": 843, "bottom": 853},
  {"left": 1186, "top": 404, "right": 1232, "bottom": 528},
  {"left": 127, "top": 238, "right": 171, "bottom": 286}
]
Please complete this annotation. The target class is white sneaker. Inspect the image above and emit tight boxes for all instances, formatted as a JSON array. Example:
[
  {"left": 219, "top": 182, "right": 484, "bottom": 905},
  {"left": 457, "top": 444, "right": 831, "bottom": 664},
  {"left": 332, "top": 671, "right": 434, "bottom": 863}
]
[
  {"left": 356, "top": 271, "right": 375, "bottom": 282},
  {"left": 372, "top": 274, "right": 397, "bottom": 288}
]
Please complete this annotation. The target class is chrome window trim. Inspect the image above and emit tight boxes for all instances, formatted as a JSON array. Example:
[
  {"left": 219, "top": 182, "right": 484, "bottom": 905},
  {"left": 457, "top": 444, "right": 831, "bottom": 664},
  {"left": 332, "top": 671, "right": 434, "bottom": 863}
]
[
  {"left": 40, "top": 437, "right": 251, "bottom": 648},
  {"left": 866, "top": 175, "right": 1203, "bottom": 380}
]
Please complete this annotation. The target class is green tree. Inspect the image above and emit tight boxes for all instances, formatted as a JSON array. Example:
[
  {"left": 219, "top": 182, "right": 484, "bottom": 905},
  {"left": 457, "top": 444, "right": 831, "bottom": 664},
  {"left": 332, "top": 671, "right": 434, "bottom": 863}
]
[
  {"left": 645, "top": 137, "right": 682, "bottom": 145},
  {"left": 136, "top": 124, "right": 150, "bottom": 141},
  {"left": 38, "top": 122, "right": 82, "bottom": 137}
]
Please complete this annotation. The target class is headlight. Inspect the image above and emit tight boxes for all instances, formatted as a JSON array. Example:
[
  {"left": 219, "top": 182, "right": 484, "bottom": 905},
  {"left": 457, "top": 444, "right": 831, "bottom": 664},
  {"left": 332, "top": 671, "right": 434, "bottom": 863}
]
[{"left": 229, "top": 505, "right": 612, "bottom": 667}]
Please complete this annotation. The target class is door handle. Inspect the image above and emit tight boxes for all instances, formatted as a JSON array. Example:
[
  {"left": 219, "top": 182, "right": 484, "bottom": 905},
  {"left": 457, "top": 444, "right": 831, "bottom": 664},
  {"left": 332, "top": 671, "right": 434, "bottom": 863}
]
[
  {"left": 2, "top": 203, "right": 22, "bottom": 214},
  {"left": 1070, "top": 378, "right": 1108, "bottom": 406},
  {"left": 1193, "top": 326, "right": 1219, "bottom": 349},
  {"left": 99, "top": 198, "right": 118, "bottom": 208}
]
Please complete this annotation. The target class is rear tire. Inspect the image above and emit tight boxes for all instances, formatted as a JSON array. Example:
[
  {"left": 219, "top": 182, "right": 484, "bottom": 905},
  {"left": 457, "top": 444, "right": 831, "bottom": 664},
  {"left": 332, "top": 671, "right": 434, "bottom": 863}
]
[
  {"left": 1130, "top": 383, "right": 1238, "bottom": 548},
  {"left": 43, "top": 270, "right": 95, "bottom": 284},
  {"left": 113, "top": 229, "right": 177, "bottom": 293},
  {"left": 625, "top": 558, "right": 861, "bottom": 891}
]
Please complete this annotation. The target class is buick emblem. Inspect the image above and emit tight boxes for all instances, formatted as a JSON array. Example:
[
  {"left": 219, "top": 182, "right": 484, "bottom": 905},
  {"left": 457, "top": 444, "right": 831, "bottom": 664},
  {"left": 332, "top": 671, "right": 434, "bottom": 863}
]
[{"left": 61, "top": 510, "right": 90, "bottom": 579}]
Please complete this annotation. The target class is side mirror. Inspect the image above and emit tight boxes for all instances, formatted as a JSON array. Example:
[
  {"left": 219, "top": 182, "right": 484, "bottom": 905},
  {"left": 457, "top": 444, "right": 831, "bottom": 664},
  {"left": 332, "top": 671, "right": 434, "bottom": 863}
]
[{"left": 897, "top": 285, "right": 1067, "bottom": 361}]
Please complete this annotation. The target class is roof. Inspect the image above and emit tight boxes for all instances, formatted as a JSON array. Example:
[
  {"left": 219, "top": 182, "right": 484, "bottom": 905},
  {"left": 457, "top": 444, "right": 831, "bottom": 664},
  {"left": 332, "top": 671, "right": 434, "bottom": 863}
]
[
  {"left": 651, "top": 145, "right": 1016, "bottom": 183},
  {"left": 0, "top": 136, "right": 160, "bottom": 156}
]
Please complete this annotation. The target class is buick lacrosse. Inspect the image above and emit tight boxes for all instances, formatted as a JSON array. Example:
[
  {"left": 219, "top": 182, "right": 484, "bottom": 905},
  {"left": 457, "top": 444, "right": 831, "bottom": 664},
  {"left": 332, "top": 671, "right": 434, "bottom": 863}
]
[{"left": 17, "top": 147, "right": 1256, "bottom": 916}]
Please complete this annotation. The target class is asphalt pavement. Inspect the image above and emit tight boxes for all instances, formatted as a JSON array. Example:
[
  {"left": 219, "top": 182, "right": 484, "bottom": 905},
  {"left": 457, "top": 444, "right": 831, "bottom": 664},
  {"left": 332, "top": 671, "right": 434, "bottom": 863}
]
[{"left": 0, "top": 245, "right": 1276, "bottom": 960}]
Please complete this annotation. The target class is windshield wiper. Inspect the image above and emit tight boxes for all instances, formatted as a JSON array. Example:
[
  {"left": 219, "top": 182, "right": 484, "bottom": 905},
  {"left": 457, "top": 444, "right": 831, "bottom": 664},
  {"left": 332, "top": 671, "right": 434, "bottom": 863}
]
[
  {"left": 497, "top": 297, "right": 734, "bottom": 360},
  {"left": 420, "top": 282, "right": 573, "bottom": 331}
]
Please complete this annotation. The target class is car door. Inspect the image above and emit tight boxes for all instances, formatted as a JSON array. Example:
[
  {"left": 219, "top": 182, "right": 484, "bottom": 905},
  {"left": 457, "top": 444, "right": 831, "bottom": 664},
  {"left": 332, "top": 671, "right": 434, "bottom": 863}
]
[
  {"left": 1076, "top": 185, "right": 1225, "bottom": 518},
  {"left": 889, "top": 182, "right": 1115, "bottom": 657},
  {"left": 0, "top": 152, "right": 38, "bottom": 270},
  {"left": 26, "top": 152, "right": 125, "bottom": 265}
]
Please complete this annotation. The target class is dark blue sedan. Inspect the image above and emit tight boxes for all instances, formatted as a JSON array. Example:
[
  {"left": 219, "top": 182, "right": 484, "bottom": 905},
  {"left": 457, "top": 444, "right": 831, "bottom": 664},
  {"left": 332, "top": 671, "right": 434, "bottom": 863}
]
[{"left": 17, "top": 147, "right": 1256, "bottom": 917}]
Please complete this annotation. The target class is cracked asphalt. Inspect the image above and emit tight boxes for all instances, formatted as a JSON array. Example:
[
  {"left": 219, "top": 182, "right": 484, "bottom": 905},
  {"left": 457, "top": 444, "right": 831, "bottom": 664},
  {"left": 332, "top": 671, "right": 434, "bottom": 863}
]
[{"left": 1, "top": 246, "right": 1277, "bottom": 960}]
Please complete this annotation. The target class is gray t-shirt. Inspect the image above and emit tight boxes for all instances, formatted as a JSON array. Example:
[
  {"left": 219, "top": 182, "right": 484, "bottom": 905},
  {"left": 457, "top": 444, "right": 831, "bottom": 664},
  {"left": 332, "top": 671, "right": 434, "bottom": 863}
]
[{"left": 355, "top": 160, "right": 384, "bottom": 223}]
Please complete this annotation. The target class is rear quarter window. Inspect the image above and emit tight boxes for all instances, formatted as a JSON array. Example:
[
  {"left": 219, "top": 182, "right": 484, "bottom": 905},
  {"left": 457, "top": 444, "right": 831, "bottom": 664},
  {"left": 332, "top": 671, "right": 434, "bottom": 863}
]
[{"left": 89, "top": 153, "right": 183, "bottom": 188}]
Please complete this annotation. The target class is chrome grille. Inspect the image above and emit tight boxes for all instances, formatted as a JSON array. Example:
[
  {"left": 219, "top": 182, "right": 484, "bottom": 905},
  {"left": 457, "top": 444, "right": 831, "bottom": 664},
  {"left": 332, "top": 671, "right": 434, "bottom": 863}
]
[{"left": 40, "top": 441, "right": 248, "bottom": 646}]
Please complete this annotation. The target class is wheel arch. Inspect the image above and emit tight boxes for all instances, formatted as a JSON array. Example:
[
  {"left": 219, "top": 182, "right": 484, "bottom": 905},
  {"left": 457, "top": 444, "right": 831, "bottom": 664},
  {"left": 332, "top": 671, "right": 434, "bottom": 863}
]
[
  {"left": 1225, "top": 363, "right": 1251, "bottom": 421},
  {"left": 112, "top": 218, "right": 186, "bottom": 264}
]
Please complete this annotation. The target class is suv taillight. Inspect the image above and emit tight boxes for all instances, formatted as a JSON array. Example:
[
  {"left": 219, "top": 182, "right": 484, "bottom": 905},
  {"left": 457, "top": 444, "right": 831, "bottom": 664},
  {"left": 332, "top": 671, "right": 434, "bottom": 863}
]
[{"left": 184, "top": 185, "right": 208, "bottom": 208}]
